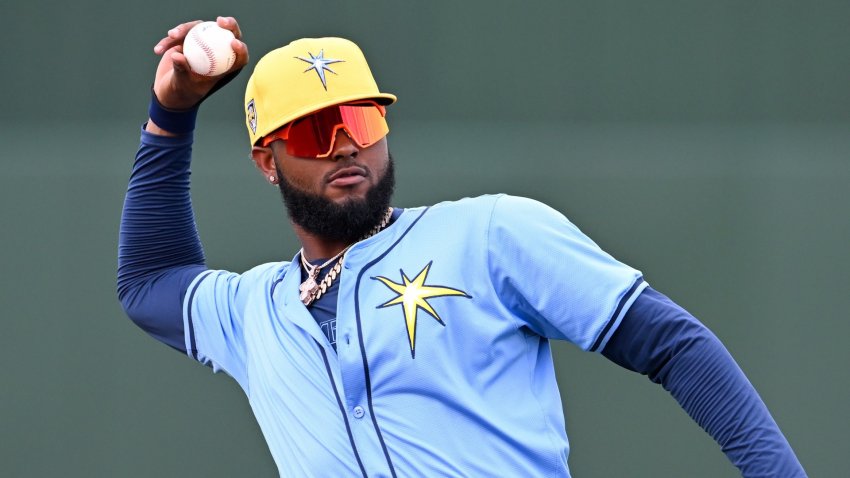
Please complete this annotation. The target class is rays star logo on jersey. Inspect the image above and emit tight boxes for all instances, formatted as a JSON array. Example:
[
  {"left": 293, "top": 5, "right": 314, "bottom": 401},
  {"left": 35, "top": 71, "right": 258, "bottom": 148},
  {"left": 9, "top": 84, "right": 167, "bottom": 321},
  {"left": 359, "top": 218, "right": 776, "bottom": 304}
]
[
  {"left": 295, "top": 49, "right": 344, "bottom": 90},
  {"left": 372, "top": 262, "right": 471, "bottom": 358}
]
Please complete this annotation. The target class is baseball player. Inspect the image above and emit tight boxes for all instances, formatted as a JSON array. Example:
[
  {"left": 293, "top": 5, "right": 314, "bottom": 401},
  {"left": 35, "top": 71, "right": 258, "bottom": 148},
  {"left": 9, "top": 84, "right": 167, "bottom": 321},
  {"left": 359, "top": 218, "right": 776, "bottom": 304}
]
[{"left": 118, "top": 17, "right": 807, "bottom": 477}]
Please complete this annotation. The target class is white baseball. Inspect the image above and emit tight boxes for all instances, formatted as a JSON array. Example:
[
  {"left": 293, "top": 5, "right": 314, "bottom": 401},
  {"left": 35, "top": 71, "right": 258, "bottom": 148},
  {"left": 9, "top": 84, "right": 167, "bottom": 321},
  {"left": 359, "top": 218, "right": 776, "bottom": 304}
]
[{"left": 182, "top": 21, "right": 236, "bottom": 76}]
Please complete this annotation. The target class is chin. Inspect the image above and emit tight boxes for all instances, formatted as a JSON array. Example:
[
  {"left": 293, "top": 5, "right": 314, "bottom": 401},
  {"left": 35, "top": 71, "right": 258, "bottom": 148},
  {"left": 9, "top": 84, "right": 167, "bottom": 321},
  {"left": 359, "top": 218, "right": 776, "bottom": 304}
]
[{"left": 326, "top": 184, "right": 372, "bottom": 202}]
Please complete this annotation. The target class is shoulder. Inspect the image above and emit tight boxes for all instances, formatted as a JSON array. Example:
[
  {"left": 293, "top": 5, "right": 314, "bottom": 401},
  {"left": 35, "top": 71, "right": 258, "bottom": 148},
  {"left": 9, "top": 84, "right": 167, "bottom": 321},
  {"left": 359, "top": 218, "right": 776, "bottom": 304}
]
[
  {"left": 420, "top": 194, "right": 558, "bottom": 218},
  {"left": 490, "top": 194, "right": 563, "bottom": 219},
  {"left": 425, "top": 194, "right": 569, "bottom": 228},
  {"left": 404, "top": 194, "right": 570, "bottom": 236},
  {"left": 242, "top": 261, "right": 291, "bottom": 282},
  {"left": 193, "top": 260, "right": 291, "bottom": 292}
]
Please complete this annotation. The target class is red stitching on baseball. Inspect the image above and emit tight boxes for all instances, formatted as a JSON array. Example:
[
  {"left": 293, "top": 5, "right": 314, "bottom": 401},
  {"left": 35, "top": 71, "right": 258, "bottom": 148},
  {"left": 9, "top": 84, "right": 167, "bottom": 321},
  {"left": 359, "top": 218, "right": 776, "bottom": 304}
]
[{"left": 193, "top": 29, "right": 217, "bottom": 76}]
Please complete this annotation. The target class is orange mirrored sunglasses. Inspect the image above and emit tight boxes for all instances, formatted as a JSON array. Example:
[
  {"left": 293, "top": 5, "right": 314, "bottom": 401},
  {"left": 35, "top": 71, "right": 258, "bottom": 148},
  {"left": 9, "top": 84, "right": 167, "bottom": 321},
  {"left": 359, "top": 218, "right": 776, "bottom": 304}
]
[{"left": 261, "top": 101, "right": 388, "bottom": 158}]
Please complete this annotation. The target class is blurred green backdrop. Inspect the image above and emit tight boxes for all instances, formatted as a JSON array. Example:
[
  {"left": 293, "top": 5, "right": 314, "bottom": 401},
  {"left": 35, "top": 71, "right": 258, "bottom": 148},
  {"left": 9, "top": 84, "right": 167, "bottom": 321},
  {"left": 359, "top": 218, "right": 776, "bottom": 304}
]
[{"left": 2, "top": 1, "right": 847, "bottom": 476}]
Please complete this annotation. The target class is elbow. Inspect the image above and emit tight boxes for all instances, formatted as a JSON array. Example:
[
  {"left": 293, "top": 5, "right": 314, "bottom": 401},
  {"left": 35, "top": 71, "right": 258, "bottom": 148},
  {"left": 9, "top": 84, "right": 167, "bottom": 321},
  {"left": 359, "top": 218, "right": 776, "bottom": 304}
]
[
  {"left": 114, "top": 265, "right": 206, "bottom": 352},
  {"left": 116, "top": 268, "right": 145, "bottom": 325},
  {"left": 117, "top": 277, "right": 155, "bottom": 331},
  {"left": 116, "top": 270, "right": 195, "bottom": 353}
]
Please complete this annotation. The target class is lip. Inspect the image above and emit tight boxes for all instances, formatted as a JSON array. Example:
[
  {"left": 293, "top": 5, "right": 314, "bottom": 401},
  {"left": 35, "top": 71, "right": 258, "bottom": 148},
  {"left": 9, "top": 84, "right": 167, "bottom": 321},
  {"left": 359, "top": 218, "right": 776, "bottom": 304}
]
[{"left": 327, "top": 166, "right": 368, "bottom": 187}]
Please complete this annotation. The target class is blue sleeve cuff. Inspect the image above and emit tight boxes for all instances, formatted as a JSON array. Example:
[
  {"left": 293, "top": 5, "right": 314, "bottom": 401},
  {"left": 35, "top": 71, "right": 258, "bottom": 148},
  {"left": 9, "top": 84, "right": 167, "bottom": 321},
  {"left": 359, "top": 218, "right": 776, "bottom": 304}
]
[{"left": 147, "top": 89, "right": 199, "bottom": 135}]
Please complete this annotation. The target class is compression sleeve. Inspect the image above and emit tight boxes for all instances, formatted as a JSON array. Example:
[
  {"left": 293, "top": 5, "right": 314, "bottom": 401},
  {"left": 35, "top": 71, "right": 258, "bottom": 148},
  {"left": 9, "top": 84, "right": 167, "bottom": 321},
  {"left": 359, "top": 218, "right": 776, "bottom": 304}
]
[
  {"left": 602, "top": 286, "right": 807, "bottom": 477},
  {"left": 117, "top": 126, "right": 207, "bottom": 353}
]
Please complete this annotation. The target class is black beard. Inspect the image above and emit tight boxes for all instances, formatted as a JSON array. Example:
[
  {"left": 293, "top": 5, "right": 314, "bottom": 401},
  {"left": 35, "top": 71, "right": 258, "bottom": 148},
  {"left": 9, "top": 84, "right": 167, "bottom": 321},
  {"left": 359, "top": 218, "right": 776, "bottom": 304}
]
[{"left": 276, "top": 155, "right": 395, "bottom": 244}]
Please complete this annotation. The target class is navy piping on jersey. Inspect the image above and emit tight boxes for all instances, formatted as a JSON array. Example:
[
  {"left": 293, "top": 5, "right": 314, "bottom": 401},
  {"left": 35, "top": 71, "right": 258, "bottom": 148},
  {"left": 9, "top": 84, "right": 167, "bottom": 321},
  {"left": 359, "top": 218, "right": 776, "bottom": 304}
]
[
  {"left": 270, "top": 276, "right": 285, "bottom": 299},
  {"left": 316, "top": 339, "right": 368, "bottom": 478},
  {"left": 352, "top": 206, "right": 431, "bottom": 478},
  {"left": 186, "top": 270, "right": 215, "bottom": 360},
  {"left": 589, "top": 276, "right": 645, "bottom": 352}
]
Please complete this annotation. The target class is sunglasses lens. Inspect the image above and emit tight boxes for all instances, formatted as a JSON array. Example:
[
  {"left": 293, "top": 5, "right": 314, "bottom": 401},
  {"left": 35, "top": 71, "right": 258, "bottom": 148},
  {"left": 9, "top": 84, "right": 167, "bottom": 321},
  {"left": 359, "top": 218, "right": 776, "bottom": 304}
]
[
  {"left": 283, "top": 104, "right": 388, "bottom": 158},
  {"left": 339, "top": 104, "right": 389, "bottom": 148}
]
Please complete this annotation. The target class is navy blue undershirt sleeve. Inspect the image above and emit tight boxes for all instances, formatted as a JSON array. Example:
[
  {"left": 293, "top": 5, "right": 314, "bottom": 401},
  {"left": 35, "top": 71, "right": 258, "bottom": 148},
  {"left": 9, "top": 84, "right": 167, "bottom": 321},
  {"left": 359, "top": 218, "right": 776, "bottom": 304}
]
[
  {"left": 117, "top": 123, "right": 208, "bottom": 353},
  {"left": 602, "top": 286, "right": 807, "bottom": 477}
]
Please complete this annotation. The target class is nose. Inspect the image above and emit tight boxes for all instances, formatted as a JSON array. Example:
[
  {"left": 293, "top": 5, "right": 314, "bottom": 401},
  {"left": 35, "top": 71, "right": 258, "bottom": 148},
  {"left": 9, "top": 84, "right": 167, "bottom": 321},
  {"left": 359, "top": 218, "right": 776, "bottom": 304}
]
[{"left": 329, "top": 128, "right": 359, "bottom": 161}]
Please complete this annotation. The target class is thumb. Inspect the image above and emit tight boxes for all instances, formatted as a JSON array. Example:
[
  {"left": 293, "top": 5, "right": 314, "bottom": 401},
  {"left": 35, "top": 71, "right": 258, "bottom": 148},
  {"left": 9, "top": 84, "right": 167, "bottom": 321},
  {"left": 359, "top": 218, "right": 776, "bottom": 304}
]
[{"left": 170, "top": 50, "right": 192, "bottom": 77}]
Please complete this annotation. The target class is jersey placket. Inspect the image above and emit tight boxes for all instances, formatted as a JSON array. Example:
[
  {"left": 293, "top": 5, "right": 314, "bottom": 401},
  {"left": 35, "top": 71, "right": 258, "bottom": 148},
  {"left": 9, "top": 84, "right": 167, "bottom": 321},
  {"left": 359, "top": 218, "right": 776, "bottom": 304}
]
[
  {"left": 271, "top": 259, "right": 391, "bottom": 475},
  {"left": 333, "top": 250, "right": 398, "bottom": 477}
]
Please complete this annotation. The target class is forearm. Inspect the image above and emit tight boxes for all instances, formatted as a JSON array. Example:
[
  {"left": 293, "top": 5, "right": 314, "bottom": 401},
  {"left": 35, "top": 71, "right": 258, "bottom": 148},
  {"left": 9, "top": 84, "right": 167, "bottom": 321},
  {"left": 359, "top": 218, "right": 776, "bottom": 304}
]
[
  {"left": 602, "top": 287, "right": 806, "bottom": 477},
  {"left": 117, "top": 114, "right": 207, "bottom": 352}
]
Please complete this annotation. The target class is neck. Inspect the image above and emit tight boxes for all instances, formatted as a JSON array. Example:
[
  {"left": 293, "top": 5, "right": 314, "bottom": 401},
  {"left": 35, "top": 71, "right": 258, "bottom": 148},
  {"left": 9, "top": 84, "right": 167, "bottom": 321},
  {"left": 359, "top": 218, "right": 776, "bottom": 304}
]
[
  {"left": 292, "top": 206, "right": 394, "bottom": 261},
  {"left": 293, "top": 223, "right": 350, "bottom": 261}
]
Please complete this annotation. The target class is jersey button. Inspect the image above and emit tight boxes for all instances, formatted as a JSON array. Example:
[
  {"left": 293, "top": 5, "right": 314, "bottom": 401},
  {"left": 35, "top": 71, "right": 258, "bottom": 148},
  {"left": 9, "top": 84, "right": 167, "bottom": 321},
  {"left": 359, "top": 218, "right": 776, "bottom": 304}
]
[{"left": 353, "top": 406, "right": 365, "bottom": 419}]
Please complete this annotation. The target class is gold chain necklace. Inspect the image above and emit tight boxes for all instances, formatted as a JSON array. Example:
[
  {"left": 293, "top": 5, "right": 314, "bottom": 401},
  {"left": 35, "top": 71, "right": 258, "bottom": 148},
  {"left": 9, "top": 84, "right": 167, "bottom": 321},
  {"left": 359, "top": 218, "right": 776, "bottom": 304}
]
[{"left": 298, "top": 207, "right": 394, "bottom": 306}]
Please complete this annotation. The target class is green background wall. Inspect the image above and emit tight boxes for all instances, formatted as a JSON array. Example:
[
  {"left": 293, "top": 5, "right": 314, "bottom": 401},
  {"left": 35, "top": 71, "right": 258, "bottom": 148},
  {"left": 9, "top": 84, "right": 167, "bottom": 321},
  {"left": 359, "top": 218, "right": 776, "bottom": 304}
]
[{"left": 2, "top": 1, "right": 847, "bottom": 476}]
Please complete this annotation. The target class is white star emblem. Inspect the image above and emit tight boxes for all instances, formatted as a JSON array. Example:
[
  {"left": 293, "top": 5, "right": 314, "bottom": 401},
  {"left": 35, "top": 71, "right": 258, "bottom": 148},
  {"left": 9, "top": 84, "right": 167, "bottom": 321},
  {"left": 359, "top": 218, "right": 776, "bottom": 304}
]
[{"left": 295, "top": 50, "right": 344, "bottom": 90}]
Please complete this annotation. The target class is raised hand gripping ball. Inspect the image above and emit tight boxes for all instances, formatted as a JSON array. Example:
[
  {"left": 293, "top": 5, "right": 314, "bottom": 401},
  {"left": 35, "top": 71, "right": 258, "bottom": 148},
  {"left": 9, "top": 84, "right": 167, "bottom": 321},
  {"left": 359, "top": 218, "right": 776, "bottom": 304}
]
[{"left": 182, "top": 21, "right": 236, "bottom": 76}]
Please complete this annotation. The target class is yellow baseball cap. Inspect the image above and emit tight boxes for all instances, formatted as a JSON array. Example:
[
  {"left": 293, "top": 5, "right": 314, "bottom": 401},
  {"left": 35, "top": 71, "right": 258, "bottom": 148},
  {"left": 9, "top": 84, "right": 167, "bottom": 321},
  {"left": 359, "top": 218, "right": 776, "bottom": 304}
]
[{"left": 244, "top": 37, "right": 397, "bottom": 146}]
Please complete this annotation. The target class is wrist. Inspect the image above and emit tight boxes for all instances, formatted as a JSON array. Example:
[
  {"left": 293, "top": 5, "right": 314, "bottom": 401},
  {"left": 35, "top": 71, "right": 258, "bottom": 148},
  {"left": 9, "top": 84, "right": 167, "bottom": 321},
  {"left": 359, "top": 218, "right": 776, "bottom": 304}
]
[{"left": 147, "top": 89, "right": 199, "bottom": 135}]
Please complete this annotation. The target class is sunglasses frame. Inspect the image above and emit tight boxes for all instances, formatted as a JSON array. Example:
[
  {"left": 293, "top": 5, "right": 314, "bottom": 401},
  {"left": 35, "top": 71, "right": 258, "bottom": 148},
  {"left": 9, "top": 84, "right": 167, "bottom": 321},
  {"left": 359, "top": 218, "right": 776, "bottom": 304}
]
[{"left": 261, "top": 101, "right": 387, "bottom": 158}]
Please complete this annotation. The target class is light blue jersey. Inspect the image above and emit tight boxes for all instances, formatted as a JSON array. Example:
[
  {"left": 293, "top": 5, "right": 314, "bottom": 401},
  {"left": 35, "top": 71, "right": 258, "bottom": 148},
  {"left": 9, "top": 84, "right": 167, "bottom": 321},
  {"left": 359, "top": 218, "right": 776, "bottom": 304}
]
[{"left": 183, "top": 194, "right": 645, "bottom": 477}]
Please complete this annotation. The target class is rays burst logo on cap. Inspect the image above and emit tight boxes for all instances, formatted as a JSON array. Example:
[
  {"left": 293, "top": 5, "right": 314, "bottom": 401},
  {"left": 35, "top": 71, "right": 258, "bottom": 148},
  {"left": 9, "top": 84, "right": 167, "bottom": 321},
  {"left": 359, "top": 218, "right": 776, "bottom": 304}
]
[{"left": 295, "top": 49, "right": 344, "bottom": 90}]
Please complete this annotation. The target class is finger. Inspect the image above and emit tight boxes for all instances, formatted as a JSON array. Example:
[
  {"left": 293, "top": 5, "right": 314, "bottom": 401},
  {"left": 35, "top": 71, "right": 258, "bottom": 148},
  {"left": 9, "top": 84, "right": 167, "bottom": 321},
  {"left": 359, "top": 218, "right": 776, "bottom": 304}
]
[
  {"left": 154, "top": 20, "right": 202, "bottom": 54},
  {"left": 155, "top": 38, "right": 182, "bottom": 55},
  {"left": 231, "top": 39, "right": 250, "bottom": 67},
  {"left": 217, "top": 16, "right": 242, "bottom": 40},
  {"left": 154, "top": 36, "right": 176, "bottom": 55},
  {"left": 167, "top": 20, "right": 203, "bottom": 41}
]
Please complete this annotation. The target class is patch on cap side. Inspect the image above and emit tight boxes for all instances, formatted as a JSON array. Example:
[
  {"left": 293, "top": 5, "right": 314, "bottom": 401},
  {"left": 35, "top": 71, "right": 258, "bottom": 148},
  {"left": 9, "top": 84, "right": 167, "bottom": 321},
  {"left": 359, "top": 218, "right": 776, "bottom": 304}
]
[{"left": 246, "top": 99, "right": 257, "bottom": 134}]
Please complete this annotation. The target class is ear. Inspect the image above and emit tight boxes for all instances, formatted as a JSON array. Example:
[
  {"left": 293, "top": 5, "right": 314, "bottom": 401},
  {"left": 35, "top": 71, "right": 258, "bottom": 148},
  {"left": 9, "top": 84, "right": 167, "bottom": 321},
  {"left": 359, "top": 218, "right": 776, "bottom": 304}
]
[{"left": 251, "top": 145, "right": 278, "bottom": 181}]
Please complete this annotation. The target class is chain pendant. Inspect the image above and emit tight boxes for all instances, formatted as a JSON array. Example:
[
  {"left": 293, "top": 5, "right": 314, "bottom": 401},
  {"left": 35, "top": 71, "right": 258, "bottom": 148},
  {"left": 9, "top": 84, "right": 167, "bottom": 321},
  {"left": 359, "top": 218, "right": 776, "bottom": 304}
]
[
  {"left": 298, "top": 207, "right": 393, "bottom": 307},
  {"left": 299, "top": 270, "right": 320, "bottom": 305}
]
